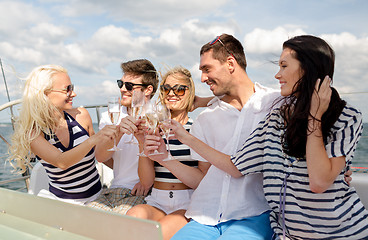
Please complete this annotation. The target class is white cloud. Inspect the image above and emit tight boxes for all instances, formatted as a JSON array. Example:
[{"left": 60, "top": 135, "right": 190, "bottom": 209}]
[
  {"left": 54, "top": 0, "right": 230, "bottom": 27},
  {"left": 321, "top": 32, "right": 368, "bottom": 92},
  {"left": 244, "top": 26, "right": 307, "bottom": 54},
  {"left": 0, "top": 1, "right": 49, "bottom": 33}
]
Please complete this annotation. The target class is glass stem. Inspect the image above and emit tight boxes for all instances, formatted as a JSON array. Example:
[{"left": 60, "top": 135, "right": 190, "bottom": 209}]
[{"left": 166, "top": 134, "right": 171, "bottom": 155}]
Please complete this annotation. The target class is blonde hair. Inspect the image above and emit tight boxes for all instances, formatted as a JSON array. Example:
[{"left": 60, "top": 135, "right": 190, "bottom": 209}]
[
  {"left": 8, "top": 65, "right": 68, "bottom": 173},
  {"left": 159, "top": 66, "right": 195, "bottom": 113}
]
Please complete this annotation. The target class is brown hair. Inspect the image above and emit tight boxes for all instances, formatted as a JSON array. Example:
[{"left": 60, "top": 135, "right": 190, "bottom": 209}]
[
  {"left": 121, "top": 59, "right": 159, "bottom": 98},
  {"left": 200, "top": 34, "right": 247, "bottom": 71}
]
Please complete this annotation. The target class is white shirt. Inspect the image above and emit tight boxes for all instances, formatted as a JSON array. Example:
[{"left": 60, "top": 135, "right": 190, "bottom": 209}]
[
  {"left": 99, "top": 106, "right": 140, "bottom": 190},
  {"left": 186, "top": 83, "right": 281, "bottom": 225}
]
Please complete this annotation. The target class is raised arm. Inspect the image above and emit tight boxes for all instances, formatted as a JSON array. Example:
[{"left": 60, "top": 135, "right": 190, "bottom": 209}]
[
  {"left": 143, "top": 131, "right": 210, "bottom": 189},
  {"left": 306, "top": 77, "right": 346, "bottom": 193},
  {"left": 145, "top": 120, "right": 242, "bottom": 178},
  {"left": 190, "top": 96, "right": 214, "bottom": 111},
  {"left": 31, "top": 109, "right": 116, "bottom": 170}
]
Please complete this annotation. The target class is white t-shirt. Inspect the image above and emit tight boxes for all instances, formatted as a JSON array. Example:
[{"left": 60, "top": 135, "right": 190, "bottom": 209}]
[
  {"left": 99, "top": 106, "right": 140, "bottom": 190},
  {"left": 186, "top": 82, "right": 281, "bottom": 225}
]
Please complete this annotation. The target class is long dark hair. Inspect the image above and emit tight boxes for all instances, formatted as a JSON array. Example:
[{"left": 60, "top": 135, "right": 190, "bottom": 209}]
[{"left": 280, "top": 35, "right": 346, "bottom": 158}]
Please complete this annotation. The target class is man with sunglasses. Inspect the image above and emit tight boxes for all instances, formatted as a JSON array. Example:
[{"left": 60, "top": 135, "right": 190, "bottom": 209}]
[
  {"left": 169, "top": 34, "right": 280, "bottom": 239},
  {"left": 87, "top": 59, "right": 159, "bottom": 214}
]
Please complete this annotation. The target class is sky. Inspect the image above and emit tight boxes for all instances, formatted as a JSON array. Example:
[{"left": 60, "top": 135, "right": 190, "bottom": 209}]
[{"left": 0, "top": 0, "right": 368, "bottom": 123}]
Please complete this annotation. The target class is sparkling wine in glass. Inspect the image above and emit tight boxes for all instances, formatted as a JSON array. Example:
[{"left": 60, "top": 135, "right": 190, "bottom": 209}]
[
  {"left": 157, "top": 102, "right": 174, "bottom": 161},
  {"left": 107, "top": 97, "right": 121, "bottom": 151},
  {"left": 144, "top": 101, "right": 164, "bottom": 156},
  {"left": 125, "top": 89, "right": 145, "bottom": 144}
]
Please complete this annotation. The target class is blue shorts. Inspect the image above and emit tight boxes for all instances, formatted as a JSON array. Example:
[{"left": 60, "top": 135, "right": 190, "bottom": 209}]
[{"left": 171, "top": 211, "right": 273, "bottom": 240}]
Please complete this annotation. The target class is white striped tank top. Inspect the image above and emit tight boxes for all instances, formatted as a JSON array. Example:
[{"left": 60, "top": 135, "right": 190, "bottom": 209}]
[
  {"left": 154, "top": 119, "right": 199, "bottom": 183},
  {"left": 36, "top": 112, "right": 101, "bottom": 200}
]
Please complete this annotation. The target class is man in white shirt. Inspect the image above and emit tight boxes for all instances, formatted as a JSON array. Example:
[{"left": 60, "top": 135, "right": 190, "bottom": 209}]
[
  {"left": 87, "top": 59, "right": 158, "bottom": 214},
  {"left": 170, "top": 34, "right": 279, "bottom": 239}
]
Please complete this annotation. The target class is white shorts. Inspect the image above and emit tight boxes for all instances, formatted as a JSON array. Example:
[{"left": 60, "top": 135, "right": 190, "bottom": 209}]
[{"left": 145, "top": 188, "right": 194, "bottom": 215}]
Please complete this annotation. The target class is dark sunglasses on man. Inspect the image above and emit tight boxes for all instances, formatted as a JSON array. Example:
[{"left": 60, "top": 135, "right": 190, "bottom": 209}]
[
  {"left": 160, "top": 84, "right": 189, "bottom": 97},
  {"left": 117, "top": 80, "right": 148, "bottom": 91}
]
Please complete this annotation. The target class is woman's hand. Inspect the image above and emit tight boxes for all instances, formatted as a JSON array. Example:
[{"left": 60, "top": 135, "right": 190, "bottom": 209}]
[
  {"left": 90, "top": 124, "right": 118, "bottom": 145},
  {"left": 169, "top": 119, "right": 191, "bottom": 144},
  {"left": 143, "top": 130, "right": 168, "bottom": 162},
  {"left": 134, "top": 118, "right": 147, "bottom": 145},
  {"left": 310, "top": 76, "right": 332, "bottom": 120}
]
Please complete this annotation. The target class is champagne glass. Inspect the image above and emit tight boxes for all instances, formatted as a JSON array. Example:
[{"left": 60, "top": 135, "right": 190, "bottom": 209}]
[
  {"left": 156, "top": 102, "right": 174, "bottom": 161},
  {"left": 125, "top": 89, "right": 145, "bottom": 144},
  {"left": 145, "top": 101, "right": 164, "bottom": 156},
  {"left": 107, "top": 97, "right": 122, "bottom": 151}
]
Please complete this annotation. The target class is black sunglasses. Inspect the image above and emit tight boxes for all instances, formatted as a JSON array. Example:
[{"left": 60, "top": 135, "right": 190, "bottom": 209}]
[
  {"left": 117, "top": 80, "right": 148, "bottom": 91},
  {"left": 210, "top": 36, "right": 236, "bottom": 60},
  {"left": 51, "top": 84, "right": 74, "bottom": 97},
  {"left": 160, "top": 84, "right": 189, "bottom": 97}
]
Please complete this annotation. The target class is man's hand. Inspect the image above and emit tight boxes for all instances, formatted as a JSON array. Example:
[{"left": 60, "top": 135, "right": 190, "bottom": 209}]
[{"left": 131, "top": 181, "right": 151, "bottom": 196}]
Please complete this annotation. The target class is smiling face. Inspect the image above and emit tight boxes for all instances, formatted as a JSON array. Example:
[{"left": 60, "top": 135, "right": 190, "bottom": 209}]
[
  {"left": 46, "top": 72, "right": 76, "bottom": 111},
  {"left": 162, "top": 74, "right": 190, "bottom": 113},
  {"left": 275, "top": 48, "right": 304, "bottom": 97},
  {"left": 199, "top": 50, "right": 232, "bottom": 96},
  {"left": 119, "top": 74, "right": 145, "bottom": 107}
]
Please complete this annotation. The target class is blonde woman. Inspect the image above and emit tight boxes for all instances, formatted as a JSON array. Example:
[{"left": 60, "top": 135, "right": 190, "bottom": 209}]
[
  {"left": 9, "top": 65, "right": 116, "bottom": 205},
  {"left": 127, "top": 66, "right": 211, "bottom": 240}
]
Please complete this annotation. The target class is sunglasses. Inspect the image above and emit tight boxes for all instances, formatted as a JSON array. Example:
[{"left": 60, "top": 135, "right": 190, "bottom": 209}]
[
  {"left": 50, "top": 84, "right": 74, "bottom": 97},
  {"left": 209, "top": 36, "right": 236, "bottom": 60},
  {"left": 117, "top": 80, "right": 148, "bottom": 91},
  {"left": 160, "top": 84, "right": 189, "bottom": 97}
]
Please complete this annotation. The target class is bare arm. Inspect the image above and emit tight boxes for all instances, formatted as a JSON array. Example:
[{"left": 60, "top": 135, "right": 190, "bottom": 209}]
[
  {"left": 159, "top": 160, "right": 210, "bottom": 189},
  {"left": 190, "top": 96, "right": 214, "bottom": 112},
  {"left": 103, "top": 158, "right": 114, "bottom": 169},
  {"left": 143, "top": 132, "right": 210, "bottom": 189},
  {"left": 137, "top": 143, "right": 155, "bottom": 190},
  {"left": 306, "top": 77, "right": 345, "bottom": 193},
  {"left": 145, "top": 121, "right": 241, "bottom": 179},
  {"left": 31, "top": 109, "right": 116, "bottom": 170}
]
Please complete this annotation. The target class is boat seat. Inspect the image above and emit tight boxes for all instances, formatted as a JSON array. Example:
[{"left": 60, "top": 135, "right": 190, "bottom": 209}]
[
  {"left": 28, "top": 162, "right": 48, "bottom": 195},
  {"left": 351, "top": 172, "right": 368, "bottom": 209},
  {"left": 28, "top": 161, "right": 114, "bottom": 195}
]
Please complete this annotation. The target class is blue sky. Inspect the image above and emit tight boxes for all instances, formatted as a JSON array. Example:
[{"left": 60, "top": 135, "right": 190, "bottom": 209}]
[{"left": 0, "top": 0, "right": 367, "bottom": 122}]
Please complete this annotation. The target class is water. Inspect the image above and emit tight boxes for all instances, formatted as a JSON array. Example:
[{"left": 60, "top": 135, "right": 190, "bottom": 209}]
[{"left": 1, "top": 123, "right": 368, "bottom": 191}]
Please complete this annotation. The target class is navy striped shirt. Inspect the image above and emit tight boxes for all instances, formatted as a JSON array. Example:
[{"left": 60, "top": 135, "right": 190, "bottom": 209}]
[
  {"left": 232, "top": 105, "right": 368, "bottom": 239},
  {"left": 36, "top": 112, "right": 101, "bottom": 200},
  {"left": 154, "top": 119, "right": 198, "bottom": 183}
]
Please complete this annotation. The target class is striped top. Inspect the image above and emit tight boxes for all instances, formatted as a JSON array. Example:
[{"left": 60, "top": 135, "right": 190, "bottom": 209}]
[
  {"left": 154, "top": 119, "right": 198, "bottom": 183},
  {"left": 232, "top": 105, "right": 368, "bottom": 239},
  {"left": 36, "top": 112, "right": 101, "bottom": 200}
]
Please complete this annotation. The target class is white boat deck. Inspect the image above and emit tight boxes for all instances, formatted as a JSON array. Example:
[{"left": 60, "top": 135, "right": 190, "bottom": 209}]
[{"left": 0, "top": 187, "right": 163, "bottom": 240}]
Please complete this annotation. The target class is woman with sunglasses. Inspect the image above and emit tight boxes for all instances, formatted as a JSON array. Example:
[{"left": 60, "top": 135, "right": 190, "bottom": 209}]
[
  {"left": 9, "top": 65, "right": 117, "bottom": 205},
  {"left": 148, "top": 36, "right": 368, "bottom": 239},
  {"left": 127, "top": 66, "right": 211, "bottom": 240}
]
